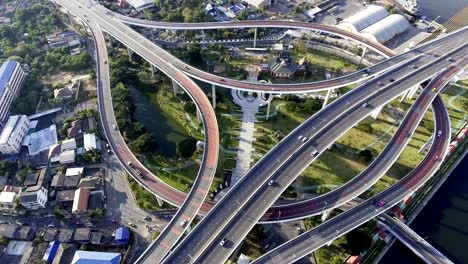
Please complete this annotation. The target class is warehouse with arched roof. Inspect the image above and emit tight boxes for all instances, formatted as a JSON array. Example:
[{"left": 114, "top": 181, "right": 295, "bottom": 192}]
[
  {"left": 360, "top": 14, "right": 410, "bottom": 43},
  {"left": 337, "top": 5, "right": 389, "bottom": 33}
]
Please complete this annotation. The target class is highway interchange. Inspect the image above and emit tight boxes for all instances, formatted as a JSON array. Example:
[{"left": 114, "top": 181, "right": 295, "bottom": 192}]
[{"left": 52, "top": 1, "right": 466, "bottom": 263}]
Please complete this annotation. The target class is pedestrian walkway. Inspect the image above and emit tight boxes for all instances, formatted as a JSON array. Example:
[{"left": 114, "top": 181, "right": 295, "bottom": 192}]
[{"left": 230, "top": 89, "right": 268, "bottom": 185}]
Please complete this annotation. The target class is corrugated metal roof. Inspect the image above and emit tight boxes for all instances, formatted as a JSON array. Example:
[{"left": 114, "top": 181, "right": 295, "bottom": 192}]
[
  {"left": 72, "top": 250, "right": 121, "bottom": 264},
  {"left": 360, "top": 14, "right": 409, "bottom": 43},
  {"left": 338, "top": 5, "right": 389, "bottom": 32}
]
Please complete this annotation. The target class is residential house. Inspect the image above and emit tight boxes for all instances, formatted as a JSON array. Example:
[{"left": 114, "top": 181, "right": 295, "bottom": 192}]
[
  {"left": 83, "top": 133, "right": 98, "bottom": 151},
  {"left": 61, "top": 138, "right": 77, "bottom": 152},
  {"left": 51, "top": 174, "right": 65, "bottom": 190},
  {"left": 72, "top": 187, "right": 89, "bottom": 214},
  {"left": 19, "top": 186, "right": 48, "bottom": 210},
  {"left": 56, "top": 190, "right": 75, "bottom": 202},
  {"left": 59, "top": 150, "right": 76, "bottom": 164},
  {"left": 54, "top": 87, "right": 73, "bottom": 101},
  {"left": 67, "top": 120, "right": 82, "bottom": 138},
  {"left": 260, "top": 53, "right": 307, "bottom": 79},
  {"left": 0, "top": 191, "right": 17, "bottom": 209},
  {"left": 73, "top": 228, "right": 90, "bottom": 243},
  {"left": 115, "top": 227, "right": 130, "bottom": 245}
]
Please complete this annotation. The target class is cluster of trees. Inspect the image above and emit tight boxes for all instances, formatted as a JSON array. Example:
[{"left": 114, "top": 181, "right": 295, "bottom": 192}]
[
  {"left": 44, "top": 48, "right": 92, "bottom": 72},
  {"left": 283, "top": 95, "right": 323, "bottom": 115},
  {"left": 0, "top": 161, "right": 17, "bottom": 178},
  {"left": 177, "top": 138, "right": 197, "bottom": 158},
  {"left": 240, "top": 226, "right": 266, "bottom": 258},
  {"left": 359, "top": 149, "right": 373, "bottom": 163},
  {"left": 16, "top": 164, "right": 33, "bottom": 184},
  {"left": 127, "top": 174, "right": 167, "bottom": 210},
  {"left": 77, "top": 150, "right": 101, "bottom": 164}
]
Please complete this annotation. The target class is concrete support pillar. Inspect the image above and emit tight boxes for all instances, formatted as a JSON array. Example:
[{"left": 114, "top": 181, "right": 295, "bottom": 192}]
[
  {"left": 418, "top": 135, "right": 434, "bottom": 154},
  {"left": 266, "top": 93, "right": 273, "bottom": 120},
  {"left": 156, "top": 196, "right": 164, "bottom": 207},
  {"left": 127, "top": 47, "right": 134, "bottom": 61},
  {"left": 212, "top": 84, "right": 216, "bottom": 109},
  {"left": 407, "top": 85, "right": 421, "bottom": 100},
  {"left": 399, "top": 89, "right": 411, "bottom": 102},
  {"left": 66, "top": 10, "right": 74, "bottom": 24},
  {"left": 305, "top": 32, "right": 311, "bottom": 52},
  {"left": 370, "top": 105, "right": 383, "bottom": 120},
  {"left": 321, "top": 209, "right": 332, "bottom": 222},
  {"left": 253, "top": 27, "right": 258, "bottom": 48},
  {"left": 322, "top": 89, "right": 334, "bottom": 109},
  {"left": 150, "top": 29, "right": 155, "bottom": 42},
  {"left": 357, "top": 46, "right": 368, "bottom": 70},
  {"left": 150, "top": 64, "right": 156, "bottom": 78},
  {"left": 202, "top": 30, "right": 205, "bottom": 46},
  {"left": 172, "top": 80, "right": 179, "bottom": 95},
  {"left": 196, "top": 108, "right": 202, "bottom": 124}
]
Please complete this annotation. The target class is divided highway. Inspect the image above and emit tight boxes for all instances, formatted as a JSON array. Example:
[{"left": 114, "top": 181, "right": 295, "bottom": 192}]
[
  {"left": 103, "top": 6, "right": 468, "bottom": 93},
  {"left": 52, "top": 0, "right": 219, "bottom": 262},
  {"left": 378, "top": 214, "right": 454, "bottom": 264},
  {"left": 252, "top": 70, "right": 457, "bottom": 263},
  {"left": 162, "top": 42, "right": 468, "bottom": 263}
]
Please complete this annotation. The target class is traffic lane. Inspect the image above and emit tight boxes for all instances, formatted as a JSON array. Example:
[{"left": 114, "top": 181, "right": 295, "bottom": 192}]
[
  {"left": 65, "top": 0, "right": 217, "bottom": 260},
  {"left": 261, "top": 67, "right": 453, "bottom": 221},
  {"left": 162, "top": 45, "right": 465, "bottom": 262},
  {"left": 252, "top": 96, "right": 450, "bottom": 264},
  {"left": 192, "top": 49, "right": 467, "bottom": 263}
]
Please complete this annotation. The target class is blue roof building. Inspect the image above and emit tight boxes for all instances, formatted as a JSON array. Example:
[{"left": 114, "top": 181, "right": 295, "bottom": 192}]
[
  {"left": 42, "top": 240, "right": 60, "bottom": 263},
  {"left": 0, "top": 60, "right": 26, "bottom": 124},
  {"left": 115, "top": 227, "right": 130, "bottom": 245},
  {"left": 72, "top": 250, "right": 121, "bottom": 264}
]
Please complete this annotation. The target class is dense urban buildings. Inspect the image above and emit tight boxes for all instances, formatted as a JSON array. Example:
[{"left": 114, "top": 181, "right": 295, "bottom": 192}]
[{"left": 0, "top": 115, "right": 29, "bottom": 154}]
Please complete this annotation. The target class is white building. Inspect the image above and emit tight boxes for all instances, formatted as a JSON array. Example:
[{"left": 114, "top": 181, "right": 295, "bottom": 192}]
[
  {"left": 337, "top": 5, "right": 389, "bottom": 33},
  {"left": 0, "top": 61, "right": 26, "bottom": 125},
  {"left": 61, "top": 138, "right": 77, "bottom": 152},
  {"left": 0, "top": 115, "right": 29, "bottom": 154},
  {"left": 83, "top": 133, "right": 98, "bottom": 151},
  {"left": 360, "top": 14, "right": 409, "bottom": 44},
  {"left": 66, "top": 167, "right": 84, "bottom": 177},
  {"left": 0, "top": 191, "right": 17, "bottom": 209},
  {"left": 19, "top": 187, "right": 48, "bottom": 210},
  {"left": 126, "top": 0, "right": 155, "bottom": 11}
]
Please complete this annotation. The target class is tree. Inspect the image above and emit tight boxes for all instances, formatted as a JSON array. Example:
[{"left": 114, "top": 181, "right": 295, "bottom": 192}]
[
  {"left": 177, "top": 138, "right": 197, "bottom": 158},
  {"left": 342, "top": 228, "right": 372, "bottom": 254},
  {"left": 183, "top": 101, "right": 197, "bottom": 114},
  {"left": 359, "top": 149, "right": 373, "bottom": 163},
  {"left": 130, "top": 133, "right": 155, "bottom": 153}
]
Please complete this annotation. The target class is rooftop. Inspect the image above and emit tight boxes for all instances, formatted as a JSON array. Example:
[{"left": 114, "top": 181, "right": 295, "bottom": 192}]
[
  {"left": 0, "top": 115, "right": 26, "bottom": 145},
  {"left": 72, "top": 250, "right": 121, "bottom": 264},
  {"left": 66, "top": 167, "right": 84, "bottom": 177},
  {"left": 0, "top": 61, "right": 18, "bottom": 97}
]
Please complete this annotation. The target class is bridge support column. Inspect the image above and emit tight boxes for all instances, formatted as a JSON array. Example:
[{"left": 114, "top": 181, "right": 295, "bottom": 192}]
[
  {"left": 370, "top": 105, "right": 383, "bottom": 119},
  {"left": 196, "top": 108, "right": 202, "bottom": 124},
  {"left": 357, "top": 46, "right": 368, "bottom": 70},
  {"left": 407, "top": 85, "right": 421, "bottom": 100},
  {"left": 150, "top": 64, "right": 157, "bottom": 78},
  {"left": 322, "top": 89, "right": 334, "bottom": 109},
  {"left": 321, "top": 209, "right": 332, "bottom": 222},
  {"left": 266, "top": 93, "right": 273, "bottom": 120},
  {"left": 400, "top": 89, "right": 411, "bottom": 102},
  {"left": 202, "top": 30, "right": 206, "bottom": 47},
  {"left": 253, "top": 27, "right": 258, "bottom": 48},
  {"left": 66, "top": 10, "right": 74, "bottom": 25},
  {"left": 212, "top": 84, "right": 216, "bottom": 109},
  {"left": 418, "top": 135, "right": 434, "bottom": 154},
  {"left": 305, "top": 32, "right": 311, "bottom": 52},
  {"left": 155, "top": 196, "right": 164, "bottom": 207},
  {"left": 172, "top": 80, "right": 179, "bottom": 95},
  {"left": 127, "top": 47, "right": 134, "bottom": 61},
  {"left": 150, "top": 29, "right": 155, "bottom": 42}
]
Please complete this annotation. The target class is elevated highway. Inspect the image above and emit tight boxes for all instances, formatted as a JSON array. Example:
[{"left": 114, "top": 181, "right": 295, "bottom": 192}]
[
  {"left": 102, "top": 6, "right": 468, "bottom": 93},
  {"left": 251, "top": 59, "right": 465, "bottom": 264},
  {"left": 162, "top": 42, "right": 468, "bottom": 263},
  {"left": 52, "top": 0, "right": 219, "bottom": 262},
  {"left": 378, "top": 214, "right": 454, "bottom": 264}
]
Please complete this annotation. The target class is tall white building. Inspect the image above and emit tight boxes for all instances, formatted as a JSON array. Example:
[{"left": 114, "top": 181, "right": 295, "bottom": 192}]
[
  {"left": 0, "top": 115, "right": 29, "bottom": 154},
  {"left": 19, "top": 187, "right": 48, "bottom": 210},
  {"left": 0, "top": 61, "right": 26, "bottom": 125}
]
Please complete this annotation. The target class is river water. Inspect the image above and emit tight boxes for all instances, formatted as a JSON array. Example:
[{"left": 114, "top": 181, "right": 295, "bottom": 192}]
[
  {"left": 380, "top": 153, "right": 468, "bottom": 263},
  {"left": 418, "top": 0, "right": 468, "bottom": 23}
]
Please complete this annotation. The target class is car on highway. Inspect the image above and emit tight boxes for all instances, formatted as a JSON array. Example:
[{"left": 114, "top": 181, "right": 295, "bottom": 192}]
[
  {"left": 298, "top": 135, "right": 307, "bottom": 142},
  {"left": 377, "top": 200, "right": 386, "bottom": 207},
  {"left": 219, "top": 78, "right": 226, "bottom": 82},
  {"left": 437, "top": 130, "right": 442, "bottom": 137},
  {"left": 432, "top": 87, "right": 437, "bottom": 92},
  {"left": 362, "top": 102, "right": 369, "bottom": 107},
  {"left": 103, "top": 59, "right": 107, "bottom": 64},
  {"left": 311, "top": 150, "right": 319, "bottom": 157},
  {"left": 128, "top": 222, "right": 136, "bottom": 227},
  {"left": 185, "top": 66, "right": 190, "bottom": 70},
  {"left": 112, "top": 124, "right": 117, "bottom": 130},
  {"left": 434, "top": 155, "right": 440, "bottom": 161},
  {"left": 136, "top": 170, "right": 144, "bottom": 178},
  {"left": 143, "top": 216, "right": 152, "bottom": 221},
  {"left": 389, "top": 78, "right": 395, "bottom": 83},
  {"left": 219, "top": 238, "right": 228, "bottom": 247},
  {"left": 376, "top": 81, "right": 383, "bottom": 86},
  {"left": 180, "top": 219, "right": 188, "bottom": 227},
  {"left": 112, "top": 219, "right": 118, "bottom": 224},
  {"left": 268, "top": 180, "right": 275, "bottom": 186},
  {"left": 47, "top": 223, "right": 55, "bottom": 228}
]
